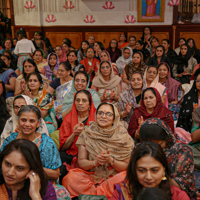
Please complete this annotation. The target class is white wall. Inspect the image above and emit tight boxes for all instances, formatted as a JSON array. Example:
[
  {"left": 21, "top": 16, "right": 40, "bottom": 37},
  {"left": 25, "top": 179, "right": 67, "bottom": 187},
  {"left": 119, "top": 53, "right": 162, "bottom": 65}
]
[{"left": 14, "top": 0, "right": 173, "bottom": 26}]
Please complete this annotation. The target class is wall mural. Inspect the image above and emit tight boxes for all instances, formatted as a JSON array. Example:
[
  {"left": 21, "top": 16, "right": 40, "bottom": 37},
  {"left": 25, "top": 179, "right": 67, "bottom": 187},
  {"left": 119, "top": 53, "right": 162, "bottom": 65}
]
[
  {"left": 45, "top": 14, "right": 57, "bottom": 22},
  {"left": 84, "top": 15, "right": 95, "bottom": 23},
  {"left": 13, "top": 0, "right": 173, "bottom": 25},
  {"left": 63, "top": 1, "right": 75, "bottom": 9},
  {"left": 125, "top": 15, "right": 136, "bottom": 23},
  {"left": 168, "top": 0, "right": 181, "bottom": 6},
  {"left": 24, "top": 1, "right": 35, "bottom": 9},
  {"left": 103, "top": 1, "right": 115, "bottom": 10}
]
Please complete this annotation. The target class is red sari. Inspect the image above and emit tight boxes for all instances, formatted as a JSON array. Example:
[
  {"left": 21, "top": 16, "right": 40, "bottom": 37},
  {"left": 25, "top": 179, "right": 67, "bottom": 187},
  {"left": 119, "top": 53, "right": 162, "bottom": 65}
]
[
  {"left": 128, "top": 88, "right": 174, "bottom": 138},
  {"left": 80, "top": 58, "right": 100, "bottom": 81},
  {"left": 59, "top": 95, "right": 96, "bottom": 156}
]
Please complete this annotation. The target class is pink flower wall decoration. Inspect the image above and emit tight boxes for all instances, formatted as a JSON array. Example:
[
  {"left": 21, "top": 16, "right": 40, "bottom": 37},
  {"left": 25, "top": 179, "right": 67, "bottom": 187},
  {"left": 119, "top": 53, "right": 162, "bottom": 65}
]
[
  {"left": 125, "top": 15, "right": 136, "bottom": 23},
  {"left": 84, "top": 15, "right": 95, "bottom": 23},
  {"left": 45, "top": 15, "right": 57, "bottom": 23},
  {"left": 24, "top": 1, "right": 35, "bottom": 9},
  {"left": 63, "top": 1, "right": 75, "bottom": 9},
  {"left": 103, "top": 1, "right": 115, "bottom": 9},
  {"left": 168, "top": 0, "right": 181, "bottom": 6}
]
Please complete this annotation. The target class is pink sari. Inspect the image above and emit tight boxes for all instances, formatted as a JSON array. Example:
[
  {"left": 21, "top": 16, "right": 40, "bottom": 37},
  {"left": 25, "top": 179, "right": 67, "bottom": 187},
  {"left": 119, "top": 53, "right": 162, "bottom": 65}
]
[{"left": 146, "top": 0, "right": 157, "bottom": 17}]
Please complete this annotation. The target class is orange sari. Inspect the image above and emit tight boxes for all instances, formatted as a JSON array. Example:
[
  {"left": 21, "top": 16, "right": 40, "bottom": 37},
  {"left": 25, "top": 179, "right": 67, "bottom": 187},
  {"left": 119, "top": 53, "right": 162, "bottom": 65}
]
[{"left": 0, "top": 184, "right": 9, "bottom": 200}]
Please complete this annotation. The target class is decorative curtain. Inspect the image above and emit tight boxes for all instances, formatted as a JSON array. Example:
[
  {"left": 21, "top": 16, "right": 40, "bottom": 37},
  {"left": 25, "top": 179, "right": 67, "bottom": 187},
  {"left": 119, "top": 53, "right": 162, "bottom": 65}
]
[
  {"left": 13, "top": 0, "right": 39, "bottom": 16},
  {"left": 178, "top": 0, "right": 200, "bottom": 13},
  {"left": 42, "top": 0, "right": 79, "bottom": 12},
  {"left": 0, "top": 0, "right": 7, "bottom": 16}
]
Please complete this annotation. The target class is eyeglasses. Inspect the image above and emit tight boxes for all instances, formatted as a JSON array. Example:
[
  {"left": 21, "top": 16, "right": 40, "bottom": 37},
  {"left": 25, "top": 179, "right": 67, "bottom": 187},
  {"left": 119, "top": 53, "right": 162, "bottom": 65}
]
[
  {"left": 111, "top": 42, "right": 117, "bottom": 44},
  {"left": 101, "top": 66, "right": 110, "bottom": 70},
  {"left": 97, "top": 111, "right": 114, "bottom": 118},
  {"left": 14, "top": 105, "right": 25, "bottom": 110},
  {"left": 75, "top": 98, "right": 88, "bottom": 103},
  {"left": 75, "top": 79, "right": 86, "bottom": 83}
]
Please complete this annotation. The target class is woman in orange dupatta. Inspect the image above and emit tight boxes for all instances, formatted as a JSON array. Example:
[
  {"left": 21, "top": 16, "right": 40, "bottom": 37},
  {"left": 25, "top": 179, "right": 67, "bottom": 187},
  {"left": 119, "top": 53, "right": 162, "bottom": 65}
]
[
  {"left": 62, "top": 102, "right": 134, "bottom": 198},
  {"left": 59, "top": 90, "right": 96, "bottom": 183}
]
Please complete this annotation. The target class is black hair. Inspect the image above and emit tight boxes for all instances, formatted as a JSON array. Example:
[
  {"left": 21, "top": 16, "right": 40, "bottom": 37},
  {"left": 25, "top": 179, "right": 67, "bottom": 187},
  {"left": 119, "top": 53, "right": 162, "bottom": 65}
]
[
  {"left": 150, "top": 37, "right": 159, "bottom": 44},
  {"left": 18, "top": 105, "right": 41, "bottom": 120},
  {"left": 26, "top": 72, "right": 43, "bottom": 90},
  {"left": 141, "top": 26, "right": 152, "bottom": 41},
  {"left": 63, "top": 41, "right": 70, "bottom": 48},
  {"left": 0, "top": 139, "right": 48, "bottom": 200},
  {"left": 96, "top": 102, "right": 115, "bottom": 120},
  {"left": 0, "top": 58, "right": 8, "bottom": 73},
  {"left": 78, "top": 65, "right": 86, "bottom": 72},
  {"left": 16, "top": 28, "right": 27, "bottom": 38},
  {"left": 129, "top": 36, "right": 136, "bottom": 40},
  {"left": 100, "top": 60, "right": 112, "bottom": 70},
  {"left": 22, "top": 59, "right": 40, "bottom": 81},
  {"left": 119, "top": 34, "right": 127, "bottom": 42},
  {"left": 154, "top": 45, "right": 165, "bottom": 59},
  {"left": 134, "top": 187, "right": 172, "bottom": 200},
  {"left": 178, "top": 37, "right": 186, "bottom": 43},
  {"left": 140, "top": 123, "right": 169, "bottom": 141},
  {"left": 86, "top": 47, "right": 95, "bottom": 54},
  {"left": 33, "top": 49, "right": 43, "bottom": 57},
  {"left": 127, "top": 141, "right": 171, "bottom": 198},
  {"left": 74, "top": 90, "right": 92, "bottom": 106},
  {"left": 136, "top": 40, "right": 144, "bottom": 46},
  {"left": 13, "top": 95, "right": 25, "bottom": 106},
  {"left": 162, "top": 39, "right": 170, "bottom": 45},
  {"left": 95, "top": 41, "right": 105, "bottom": 50},
  {"left": 142, "top": 87, "right": 157, "bottom": 101},
  {"left": 66, "top": 50, "right": 79, "bottom": 66},
  {"left": 74, "top": 71, "right": 88, "bottom": 84},
  {"left": 2, "top": 38, "right": 14, "bottom": 49},
  {"left": 60, "top": 62, "right": 72, "bottom": 71},
  {"left": 63, "top": 38, "right": 72, "bottom": 47}
]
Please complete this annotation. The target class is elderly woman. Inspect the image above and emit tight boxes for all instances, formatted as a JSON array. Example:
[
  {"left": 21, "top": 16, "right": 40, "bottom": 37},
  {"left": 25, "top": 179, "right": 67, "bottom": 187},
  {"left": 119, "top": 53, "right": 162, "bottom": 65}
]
[
  {"left": 128, "top": 88, "right": 174, "bottom": 139},
  {"left": 62, "top": 71, "right": 101, "bottom": 119},
  {"left": 1, "top": 105, "right": 70, "bottom": 199},
  {"left": 118, "top": 72, "right": 144, "bottom": 124},
  {"left": 92, "top": 61, "right": 121, "bottom": 106},
  {"left": 139, "top": 118, "right": 197, "bottom": 199},
  {"left": 173, "top": 44, "right": 197, "bottom": 84},
  {"left": 47, "top": 62, "right": 73, "bottom": 119},
  {"left": 1, "top": 95, "right": 48, "bottom": 146},
  {"left": 0, "top": 139, "right": 57, "bottom": 200},
  {"left": 59, "top": 90, "right": 96, "bottom": 182},
  {"left": 62, "top": 102, "right": 134, "bottom": 198},
  {"left": 111, "top": 142, "right": 190, "bottom": 200},
  {"left": 25, "top": 72, "right": 56, "bottom": 135},
  {"left": 123, "top": 51, "right": 147, "bottom": 86},
  {"left": 144, "top": 66, "right": 168, "bottom": 106}
]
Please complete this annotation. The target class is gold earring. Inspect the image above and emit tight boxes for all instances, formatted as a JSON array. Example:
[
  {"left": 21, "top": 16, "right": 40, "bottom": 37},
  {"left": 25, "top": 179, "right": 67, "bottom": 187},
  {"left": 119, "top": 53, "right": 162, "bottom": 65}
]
[{"left": 162, "top": 172, "right": 167, "bottom": 181}]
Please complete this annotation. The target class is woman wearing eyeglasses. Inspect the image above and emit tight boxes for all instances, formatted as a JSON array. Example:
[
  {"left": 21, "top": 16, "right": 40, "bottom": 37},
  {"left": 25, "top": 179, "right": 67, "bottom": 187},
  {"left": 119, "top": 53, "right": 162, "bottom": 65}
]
[
  {"left": 1, "top": 95, "right": 48, "bottom": 147},
  {"left": 91, "top": 61, "right": 121, "bottom": 107},
  {"left": 62, "top": 102, "right": 134, "bottom": 198},
  {"left": 62, "top": 71, "right": 101, "bottom": 119},
  {"left": 59, "top": 90, "right": 96, "bottom": 183}
]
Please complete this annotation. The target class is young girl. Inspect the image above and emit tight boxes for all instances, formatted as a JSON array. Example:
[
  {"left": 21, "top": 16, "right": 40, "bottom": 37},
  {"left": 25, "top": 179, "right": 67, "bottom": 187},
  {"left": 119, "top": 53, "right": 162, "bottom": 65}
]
[{"left": 14, "top": 29, "right": 35, "bottom": 75}]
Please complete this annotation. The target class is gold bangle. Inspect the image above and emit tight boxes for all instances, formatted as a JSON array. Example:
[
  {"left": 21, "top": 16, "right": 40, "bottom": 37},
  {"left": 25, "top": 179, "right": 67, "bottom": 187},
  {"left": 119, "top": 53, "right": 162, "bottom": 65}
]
[{"left": 91, "top": 160, "right": 96, "bottom": 167}]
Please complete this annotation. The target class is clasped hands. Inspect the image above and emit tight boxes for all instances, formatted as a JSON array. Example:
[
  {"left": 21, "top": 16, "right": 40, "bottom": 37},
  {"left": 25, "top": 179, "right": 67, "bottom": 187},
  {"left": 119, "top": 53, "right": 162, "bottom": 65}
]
[{"left": 95, "top": 150, "right": 113, "bottom": 166}]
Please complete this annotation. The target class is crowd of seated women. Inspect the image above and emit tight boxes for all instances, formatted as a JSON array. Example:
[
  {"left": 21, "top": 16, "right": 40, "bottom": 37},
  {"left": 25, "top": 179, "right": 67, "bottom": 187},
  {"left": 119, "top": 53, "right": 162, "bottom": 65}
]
[{"left": 1, "top": 26, "right": 200, "bottom": 199}]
